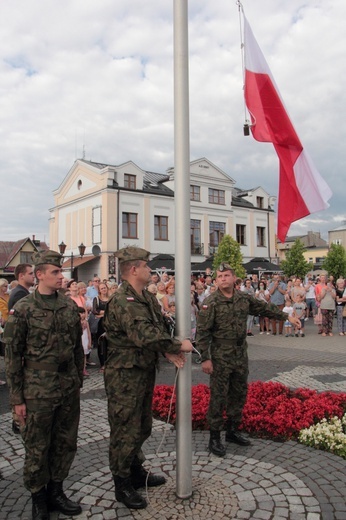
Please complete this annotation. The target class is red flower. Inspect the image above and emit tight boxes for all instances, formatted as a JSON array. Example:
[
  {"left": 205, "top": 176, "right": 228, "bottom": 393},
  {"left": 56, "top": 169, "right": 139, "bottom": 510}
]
[{"left": 152, "top": 381, "right": 346, "bottom": 440}]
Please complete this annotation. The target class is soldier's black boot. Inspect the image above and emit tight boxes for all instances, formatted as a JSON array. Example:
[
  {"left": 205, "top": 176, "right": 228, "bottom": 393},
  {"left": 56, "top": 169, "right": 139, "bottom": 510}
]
[
  {"left": 31, "top": 488, "right": 50, "bottom": 520},
  {"left": 114, "top": 476, "right": 147, "bottom": 509},
  {"left": 130, "top": 464, "right": 166, "bottom": 489},
  {"left": 47, "top": 480, "right": 82, "bottom": 516},
  {"left": 208, "top": 430, "right": 226, "bottom": 457},
  {"left": 225, "top": 422, "right": 251, "bottom": 446}
]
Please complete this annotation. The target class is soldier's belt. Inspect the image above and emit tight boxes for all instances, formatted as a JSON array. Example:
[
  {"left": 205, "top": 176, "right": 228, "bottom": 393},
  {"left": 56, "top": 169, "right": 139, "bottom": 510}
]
[{"left": 24, "top": 359, "right": 71, "bottom": 373}]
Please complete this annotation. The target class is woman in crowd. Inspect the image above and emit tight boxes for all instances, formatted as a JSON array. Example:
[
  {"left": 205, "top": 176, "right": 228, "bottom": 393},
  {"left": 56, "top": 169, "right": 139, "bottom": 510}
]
[
  {"left": 161, "top": 281, "right": 175, "bottom": 312},
  {"left": 92, "top": 282, "right": 110, "bottom": 371},
  {"left": 316, "top": 274, "right": 336, "bottom": 336},
  {"left": 68, "top": 279, "right": 87, "bottom": 313},
  {"left": 255, "top": 280, "right": 271, "bottom": 334},
  {"left": 156, "top": 281, "right": 166, "bottom": 302},
  {"left": 0, "top": 278, "right": 9, "bottom": 327},
  {"left": 242, "top": 278, "right": 255, "bottom": 336},
  {"left": 335, "top": 278, "right": 346, "bottom": 336},
  {"left": 0, "top": 278, "right": 9, "bottom": 386}
]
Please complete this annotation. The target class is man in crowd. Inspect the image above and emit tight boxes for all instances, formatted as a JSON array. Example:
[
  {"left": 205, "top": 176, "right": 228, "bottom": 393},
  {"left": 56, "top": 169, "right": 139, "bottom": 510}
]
[
  {"left": 8, "top": 263, "right": 35, "bottom": 310},
  {"left": 268, "top": 274, "right": 287, "bottom": 335},
  {"left": 7, "top": 263, "right": 35, "bottom": 434},
  {"left": 103, "top": 246, "right": 192, "bottom": 510},
  {"left": 4, "top": 250, "right": 84, "bottom": 520},
  {"left": 196, "top": 263, "right": 300, "bottom": 457}
]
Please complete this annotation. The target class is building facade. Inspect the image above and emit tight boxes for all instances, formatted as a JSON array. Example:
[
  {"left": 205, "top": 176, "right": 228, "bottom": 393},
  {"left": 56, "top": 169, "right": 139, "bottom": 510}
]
[{"left": 49, "top": 157, "right": 277, "bottom": 280}]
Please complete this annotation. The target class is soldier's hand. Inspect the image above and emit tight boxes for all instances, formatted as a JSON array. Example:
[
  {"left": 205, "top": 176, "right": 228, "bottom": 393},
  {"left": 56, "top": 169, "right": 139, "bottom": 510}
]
[
  {"left": 14, "top": 403, "right": 27, "bottom": 426},
  {"left": 202, "top": 360, "right": 213, "bottom": 375},
  {"left": 165, "top": 352, "right": 186, "bottom": 369},
  {"left": 288, "top": 316, "right": 301, "bottom": 329},
  {"left": 180, "top": 339, "right": 193, "bottom": 352}
]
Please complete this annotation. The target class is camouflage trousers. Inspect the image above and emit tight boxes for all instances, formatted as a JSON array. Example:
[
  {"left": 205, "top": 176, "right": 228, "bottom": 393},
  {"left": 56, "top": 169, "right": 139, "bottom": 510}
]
[
  {"left": 207, "top": 360, "right": 248, "bottom": 431},
  {"left": 105, "top": 366, "right": 155, "bottom": 478},
  {"left": 22, "top": 390, "right": 80, "bottom": 493}
]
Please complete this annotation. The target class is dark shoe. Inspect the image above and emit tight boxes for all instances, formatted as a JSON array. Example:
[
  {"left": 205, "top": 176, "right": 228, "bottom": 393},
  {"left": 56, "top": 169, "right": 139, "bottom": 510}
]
[
  {"left": 208, "top": 431, "right": 226, "bottom": 457},
  {"left": 247, "top": 332, "right": 254, "bottom": 337},
  {"left": 47, "top": 481, "right": 82, "bottom": 516},
  {"left": 114, "top": 476, "right": 147, "bottom": 509},
  {"left": 131, "top": 465, "right": 166, "bottom": 489},
  {"left": 225, "top": 430, "right": 251, "bottom": 446},
  {"left": 32, "top": 488, "right": 50, "bottom": 520}
]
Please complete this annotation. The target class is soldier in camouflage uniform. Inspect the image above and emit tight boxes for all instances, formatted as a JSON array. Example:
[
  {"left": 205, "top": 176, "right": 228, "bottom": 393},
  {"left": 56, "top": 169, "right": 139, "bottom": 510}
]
[
  {"left": 196, "top": 263, "right": 300, "bottom": 457},
  {"left": 3, "top": 250, "right": 84, "bottom": 520},
  {"left": 103, "top": 246, "right": 192, "bottom": 510}
]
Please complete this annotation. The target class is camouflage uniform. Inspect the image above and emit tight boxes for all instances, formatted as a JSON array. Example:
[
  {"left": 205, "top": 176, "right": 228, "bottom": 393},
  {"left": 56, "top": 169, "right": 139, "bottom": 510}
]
[
  {"left": 4, "top": 288, "right": 84, "bottom": 493},
  {"left": 196, "top": 289, "right": 287, "bottom": 430},
  {"left": 104, "top": 280, "right": 181, "bottom": 479}
]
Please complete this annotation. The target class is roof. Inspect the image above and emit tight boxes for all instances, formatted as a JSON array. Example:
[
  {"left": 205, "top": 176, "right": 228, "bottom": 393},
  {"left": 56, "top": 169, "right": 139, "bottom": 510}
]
[{"left": 0, "top": 238, "right": 48, "bottom": 268}]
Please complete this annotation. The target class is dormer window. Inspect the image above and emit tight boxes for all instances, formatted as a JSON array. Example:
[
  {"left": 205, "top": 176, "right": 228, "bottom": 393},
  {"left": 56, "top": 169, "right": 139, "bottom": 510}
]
[
  {"left": 124, "top": 174, "right": 136, "bottom": 189},
  {"left": 256, "top": 196, "right": 264, "bottom": 208}
]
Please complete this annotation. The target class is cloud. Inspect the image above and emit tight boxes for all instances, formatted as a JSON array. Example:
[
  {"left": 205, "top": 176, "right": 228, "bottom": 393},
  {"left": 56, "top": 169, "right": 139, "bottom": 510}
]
[{"left": 0, "top": 0, "right": 344, "bottom": 242}]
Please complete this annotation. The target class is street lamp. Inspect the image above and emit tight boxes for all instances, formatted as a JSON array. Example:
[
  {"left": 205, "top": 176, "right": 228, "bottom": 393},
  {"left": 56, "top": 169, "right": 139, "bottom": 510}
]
[{"left": 58, "top": 241, "right": 86, "bottom": 278}]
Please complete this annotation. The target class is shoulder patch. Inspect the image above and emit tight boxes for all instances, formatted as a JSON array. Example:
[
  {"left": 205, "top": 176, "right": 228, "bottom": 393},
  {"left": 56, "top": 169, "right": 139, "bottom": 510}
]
[
  {"left": 202, "top": 304, "right": 208, "bottom": 309},
  {"left": 9, "top": 309, "right": 15, "bottom": 315},
  {"left": 126, "top": 297, "right": 135, "bottom": 301}
]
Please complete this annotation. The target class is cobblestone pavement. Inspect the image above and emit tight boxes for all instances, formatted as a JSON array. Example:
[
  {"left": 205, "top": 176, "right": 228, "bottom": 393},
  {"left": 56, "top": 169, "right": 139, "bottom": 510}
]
[{"left": 1, "top": 319, "right": 346, "bottom": 519}]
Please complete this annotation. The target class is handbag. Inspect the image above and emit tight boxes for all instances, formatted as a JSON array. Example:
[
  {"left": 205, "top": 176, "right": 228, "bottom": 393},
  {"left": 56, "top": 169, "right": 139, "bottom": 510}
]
[
  {"left": 88, "top": 312, "right": 100, "bottom": 334},
  {"left": 342, "top": 306, "right": 346, "bottom": 318},
  {"left": 314, "top": 308, "right": 322, "bottom": 325}
]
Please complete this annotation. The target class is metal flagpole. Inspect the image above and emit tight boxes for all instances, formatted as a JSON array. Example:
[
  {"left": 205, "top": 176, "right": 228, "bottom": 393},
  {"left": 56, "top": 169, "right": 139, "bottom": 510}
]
[{"left": 174, "top": 0, "right": 192, "bottom": 499}]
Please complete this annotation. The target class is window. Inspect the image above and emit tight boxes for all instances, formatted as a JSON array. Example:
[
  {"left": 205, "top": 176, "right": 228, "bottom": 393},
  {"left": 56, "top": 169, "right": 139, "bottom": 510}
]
[
  {"left": 122, "top": 212, "right": 138, "bottom": 238},
  {"left": 209, "top": 221, "right": 225, "bottom": 249},
  {"left": 333, "top": 239, "right": 342, "bottom": 245},
  {"left": 124, "top": 174, "right": 136, "bottom": 189},
  {"left": 191, "top": 219, "right": 202, "bottom": 254},
  {"left": 154, "top": 215, "right": 168, "bottom": 240},
  {"left": 92, "top": 206, "right": 102, "bottom": 244},
  {"left": 190, "top": 185, "right": 200, "bottom": 201},
  {"left": 208, "top": 188, "right": 225, "bottom": 205},
  {"left": 256, "top": 196, "right": 264, "bottom": 208},
  {"left": 20, "top": 252, "right": 33, "bottom": 263},
  {"left": 236, "top": 224, "right": 246, "bottom": 245},
  {"left": 257, "top": 226, "right": 266, "bottom": 247}
]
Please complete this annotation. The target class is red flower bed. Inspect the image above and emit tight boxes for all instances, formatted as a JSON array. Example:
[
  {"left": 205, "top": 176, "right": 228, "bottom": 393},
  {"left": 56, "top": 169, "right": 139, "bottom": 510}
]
[{"left": 152, "top": 381, "right": 346, "bottom": 441}]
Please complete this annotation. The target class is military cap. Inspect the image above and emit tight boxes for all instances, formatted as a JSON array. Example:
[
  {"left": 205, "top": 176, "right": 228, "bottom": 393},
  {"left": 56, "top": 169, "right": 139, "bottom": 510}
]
[
  {"left": 114, "top": 246, "right": 150, "bottom": 264},
  {"left": 31, "top": 250, "right": 64, "bottom": 268},
  {"left": 217, "top": 262, "right": 233, "bottom": 272}
]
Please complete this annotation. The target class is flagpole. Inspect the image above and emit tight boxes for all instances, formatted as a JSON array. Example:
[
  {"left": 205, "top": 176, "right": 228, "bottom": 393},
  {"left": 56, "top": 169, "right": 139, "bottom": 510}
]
[{"left": 174, "top": 0, "right": 192, "bottom": 499}]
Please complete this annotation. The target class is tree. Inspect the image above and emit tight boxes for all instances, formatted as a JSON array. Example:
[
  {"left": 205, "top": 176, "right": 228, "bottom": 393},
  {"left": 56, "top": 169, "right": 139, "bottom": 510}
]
[
  {"left": 280, "top": 239, "right": 312, "bottom": 279},
  {"left": 212, "top": 235, "right": 246, "bottom": 278},
  {"left": 322, "top": 244, "right": 346, "bottom": 280}
]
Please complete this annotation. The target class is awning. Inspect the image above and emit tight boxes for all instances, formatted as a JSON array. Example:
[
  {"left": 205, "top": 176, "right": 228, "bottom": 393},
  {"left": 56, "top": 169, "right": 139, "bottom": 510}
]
[
  {"left": 62, "top": 255, "right": 98, "bottom": 269},
  {"left": 148, "top": 254, "right": 175, "bottom": 271},
  {"left": 242, "top": 257, "right": 282, "bottom": 275}
]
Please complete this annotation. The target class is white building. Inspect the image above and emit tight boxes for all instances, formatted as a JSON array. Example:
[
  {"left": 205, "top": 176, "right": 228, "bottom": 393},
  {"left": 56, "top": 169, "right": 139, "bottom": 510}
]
[{"left": 49, "top": 157, "right": 277, "bottom": 280}]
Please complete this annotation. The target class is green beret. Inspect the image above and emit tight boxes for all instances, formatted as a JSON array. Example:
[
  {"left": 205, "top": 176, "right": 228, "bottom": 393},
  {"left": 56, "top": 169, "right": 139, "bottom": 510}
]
[
  {"left": 114, "top": 246, "right": 150, "bottom": 264},
  {"left": 31, "top": 250, "right": 64, "bottom": 268}
]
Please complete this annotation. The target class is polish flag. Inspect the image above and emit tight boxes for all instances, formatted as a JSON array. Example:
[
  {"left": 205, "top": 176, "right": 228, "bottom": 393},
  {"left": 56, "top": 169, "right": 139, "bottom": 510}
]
[{"left": 243, "top": 15, "right": 332, "bottom": 243}]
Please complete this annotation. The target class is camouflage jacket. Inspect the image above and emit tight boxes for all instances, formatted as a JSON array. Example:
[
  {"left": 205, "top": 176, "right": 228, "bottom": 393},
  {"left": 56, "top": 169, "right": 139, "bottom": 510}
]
[
  {"left": 196, "top": 289, "right": 287, "bottom": 363},
  {"left": 103, "top": 280, "right": 181, "bottom": 370},
  {"left": 4, "top": 289, "right": 84, "bottom": 405}
]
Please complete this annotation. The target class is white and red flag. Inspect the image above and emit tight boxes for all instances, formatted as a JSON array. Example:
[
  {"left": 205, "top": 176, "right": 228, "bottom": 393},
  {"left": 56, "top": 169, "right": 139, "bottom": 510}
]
[{"left": 243, "top": 15, "right": 332, "bottom": 242}]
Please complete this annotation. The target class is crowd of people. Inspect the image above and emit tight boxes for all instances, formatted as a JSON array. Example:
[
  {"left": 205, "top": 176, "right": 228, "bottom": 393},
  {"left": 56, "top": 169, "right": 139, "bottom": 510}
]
[{"left": 1, "top": 251, "right": 346, "bottom": 516}]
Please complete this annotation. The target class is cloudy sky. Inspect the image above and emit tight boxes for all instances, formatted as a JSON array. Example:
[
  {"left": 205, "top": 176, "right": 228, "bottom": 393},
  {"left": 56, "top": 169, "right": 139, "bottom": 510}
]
[{"left": 0, "top": 0, "right": 344, "bottom": 243}]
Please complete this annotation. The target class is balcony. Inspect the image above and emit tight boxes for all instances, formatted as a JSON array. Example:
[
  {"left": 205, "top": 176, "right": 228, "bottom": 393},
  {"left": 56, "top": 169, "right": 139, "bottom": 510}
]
[
  {"left": 191, "top": 243, "right": 204, "bottom": 255},
  {"left": 208, "top": 244, "right": 219, "bottom": 255}
]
